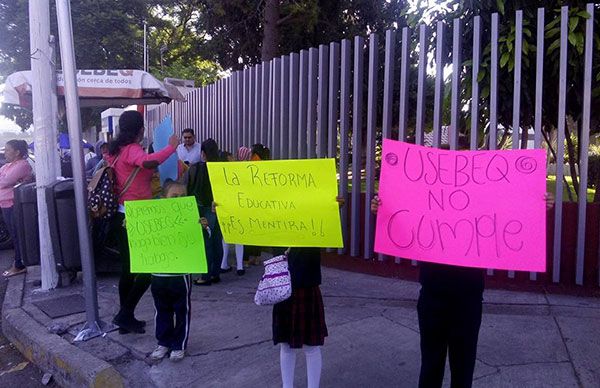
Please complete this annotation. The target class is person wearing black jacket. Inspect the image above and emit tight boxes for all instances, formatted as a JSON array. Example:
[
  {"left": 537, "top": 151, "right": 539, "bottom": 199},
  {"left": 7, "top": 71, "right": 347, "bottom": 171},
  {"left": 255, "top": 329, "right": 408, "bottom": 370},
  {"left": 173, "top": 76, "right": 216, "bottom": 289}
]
[
  {"left": 184, "top": 138, "right": 223, "bottom": 286},
  {"left": 371, "top": 192, "right": 554, "bottom": 388}
]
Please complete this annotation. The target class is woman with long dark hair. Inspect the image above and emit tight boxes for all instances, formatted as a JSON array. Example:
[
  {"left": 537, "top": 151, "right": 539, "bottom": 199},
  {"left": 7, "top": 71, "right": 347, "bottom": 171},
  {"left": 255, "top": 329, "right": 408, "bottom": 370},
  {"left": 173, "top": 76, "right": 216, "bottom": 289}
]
[
  {"left": 107, "top": 111, "right": 178, "bottom": 334},
  {"left": 1, "top": 140, "right": 33, "bottom": 277}
]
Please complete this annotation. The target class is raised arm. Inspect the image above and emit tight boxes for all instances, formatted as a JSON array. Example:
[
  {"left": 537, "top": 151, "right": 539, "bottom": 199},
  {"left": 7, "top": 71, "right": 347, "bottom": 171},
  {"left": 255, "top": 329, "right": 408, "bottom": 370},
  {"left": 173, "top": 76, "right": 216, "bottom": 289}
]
[{"left": 128, "top": 135, "right": 178, "bottom": 170}]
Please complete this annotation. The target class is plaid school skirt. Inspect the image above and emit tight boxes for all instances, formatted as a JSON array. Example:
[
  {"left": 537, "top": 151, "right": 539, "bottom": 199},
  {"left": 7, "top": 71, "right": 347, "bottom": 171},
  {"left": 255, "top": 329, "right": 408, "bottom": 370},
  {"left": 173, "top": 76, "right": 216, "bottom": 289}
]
[{"left": 272, "top": 286, "right": 328, "bottom": 349}]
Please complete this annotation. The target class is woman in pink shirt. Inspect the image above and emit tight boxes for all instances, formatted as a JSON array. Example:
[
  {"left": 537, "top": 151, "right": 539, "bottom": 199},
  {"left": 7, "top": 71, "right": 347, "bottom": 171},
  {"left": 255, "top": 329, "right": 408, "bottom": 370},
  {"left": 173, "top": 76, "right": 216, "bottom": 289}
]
[
  {"left": 106, "top": 111, "right": 178, "bottom": 335},
  {"left": 1, "top": 140, "right": 33, "bottom": 277}
]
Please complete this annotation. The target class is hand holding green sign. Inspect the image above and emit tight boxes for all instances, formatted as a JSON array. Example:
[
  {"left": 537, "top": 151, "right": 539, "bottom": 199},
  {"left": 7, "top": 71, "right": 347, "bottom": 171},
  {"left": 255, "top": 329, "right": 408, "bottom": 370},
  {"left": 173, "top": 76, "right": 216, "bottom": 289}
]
[{"left": 125, "top": 196, "right": 207, "bottom": 273}]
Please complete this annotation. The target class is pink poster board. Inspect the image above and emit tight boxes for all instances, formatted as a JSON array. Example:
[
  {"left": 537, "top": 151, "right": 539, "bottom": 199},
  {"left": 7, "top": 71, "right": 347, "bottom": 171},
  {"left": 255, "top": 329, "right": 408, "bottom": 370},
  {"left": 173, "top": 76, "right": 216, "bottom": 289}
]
[{"left": 374, "top": 140, "right": 547, "bottom": 272}]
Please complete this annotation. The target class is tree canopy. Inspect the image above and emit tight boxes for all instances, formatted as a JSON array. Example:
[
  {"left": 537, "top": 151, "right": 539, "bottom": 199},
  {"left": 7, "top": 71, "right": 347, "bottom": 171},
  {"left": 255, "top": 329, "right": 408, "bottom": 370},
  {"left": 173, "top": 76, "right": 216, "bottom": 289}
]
[
  {"left": 0, "top": 0, "right": 222, "bottom": 130},
  {"left": 0, "top": 0, "right": 410, "bottom": 130},
  {"left": 414, "top": 1, "right": 600, "bottom": 199}
]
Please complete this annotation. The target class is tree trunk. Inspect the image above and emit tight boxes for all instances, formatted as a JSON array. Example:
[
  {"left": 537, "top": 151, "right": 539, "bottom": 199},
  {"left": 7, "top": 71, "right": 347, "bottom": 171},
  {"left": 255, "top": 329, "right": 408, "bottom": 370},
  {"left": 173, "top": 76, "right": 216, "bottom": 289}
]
[
  {"left": 497, "top": 129, "right": 510, "bottom": 149},
  {"left": 543, "top": 127, "right": 574, "bottom": 202},
  {"left": 593, "top": 173, "right": 600, "bottom": 202},
  {"left": 565, "top": 116, "right": 579, "bottom": 197},
  {"left": 594, "top": 173, "right": 600, "bottom": 202},
  {"left": 520, "top": 124, "right": 528, "bottom": 149},
  {"left": 261, "top": 0, "right": 280, "bottom": 62}
]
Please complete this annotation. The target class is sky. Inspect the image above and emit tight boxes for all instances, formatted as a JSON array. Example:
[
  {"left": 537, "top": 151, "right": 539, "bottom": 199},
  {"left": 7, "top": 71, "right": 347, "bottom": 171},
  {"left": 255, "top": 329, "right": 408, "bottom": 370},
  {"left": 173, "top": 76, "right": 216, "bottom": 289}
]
[
  {"left": 0, "top": 116, "right": 21, "bottom": 133},
  {"left": 0, "top": 84, "right": 24, "bottom": 133}
]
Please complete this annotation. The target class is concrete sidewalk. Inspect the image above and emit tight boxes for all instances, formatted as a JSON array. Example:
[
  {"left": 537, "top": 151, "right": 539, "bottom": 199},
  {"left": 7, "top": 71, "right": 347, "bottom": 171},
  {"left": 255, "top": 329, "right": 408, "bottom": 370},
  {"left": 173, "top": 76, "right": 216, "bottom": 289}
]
[{"left": 2, "top": 251, "right": 600, "bottom": 387}]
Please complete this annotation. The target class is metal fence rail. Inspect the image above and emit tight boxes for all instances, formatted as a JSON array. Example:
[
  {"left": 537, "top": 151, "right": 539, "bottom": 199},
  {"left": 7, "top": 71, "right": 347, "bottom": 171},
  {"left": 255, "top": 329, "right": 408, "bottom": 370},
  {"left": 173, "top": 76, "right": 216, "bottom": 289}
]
[{"left": 148, "top": 4, "right": 599, "bottom": 287}]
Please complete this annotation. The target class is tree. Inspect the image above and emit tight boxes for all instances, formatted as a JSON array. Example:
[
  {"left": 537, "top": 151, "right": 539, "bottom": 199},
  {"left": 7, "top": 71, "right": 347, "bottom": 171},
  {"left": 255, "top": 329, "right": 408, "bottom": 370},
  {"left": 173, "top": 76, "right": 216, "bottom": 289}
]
[
  {"left": 145, "top": 1, "right": 222, "bottom": 86},
  {"left": 415, "top": 1, "right": 600, "bottom": 201},
  {"left": 0, "top": 0, "right": 149, "bottom": 131},
  {"left": 0, "top": 0, "right": 222, "bottom": 130},
  {"left": 194, "top": 0, "right": 408, "bottom": 69}
]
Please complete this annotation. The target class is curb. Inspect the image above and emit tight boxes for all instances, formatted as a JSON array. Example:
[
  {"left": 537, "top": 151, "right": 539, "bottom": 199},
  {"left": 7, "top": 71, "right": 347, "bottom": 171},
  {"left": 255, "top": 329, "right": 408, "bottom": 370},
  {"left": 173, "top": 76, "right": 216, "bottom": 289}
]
[{"left": 1, "top": 274, "right": 124, "bottom": 388}]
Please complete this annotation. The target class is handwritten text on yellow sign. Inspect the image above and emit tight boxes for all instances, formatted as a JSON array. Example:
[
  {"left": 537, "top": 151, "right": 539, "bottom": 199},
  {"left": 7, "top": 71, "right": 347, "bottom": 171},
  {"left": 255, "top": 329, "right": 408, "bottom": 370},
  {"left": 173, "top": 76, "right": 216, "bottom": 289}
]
[{"left": 207, "top": 159, "right": 343, "bottom": 247}]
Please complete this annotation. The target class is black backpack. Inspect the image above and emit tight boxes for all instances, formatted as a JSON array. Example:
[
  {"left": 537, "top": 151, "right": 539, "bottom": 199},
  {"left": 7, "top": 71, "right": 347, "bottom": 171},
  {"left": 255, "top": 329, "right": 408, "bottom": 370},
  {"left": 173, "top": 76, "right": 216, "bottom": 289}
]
[{"left": 87, "top": 156, "right": 139, "bottom": 219}]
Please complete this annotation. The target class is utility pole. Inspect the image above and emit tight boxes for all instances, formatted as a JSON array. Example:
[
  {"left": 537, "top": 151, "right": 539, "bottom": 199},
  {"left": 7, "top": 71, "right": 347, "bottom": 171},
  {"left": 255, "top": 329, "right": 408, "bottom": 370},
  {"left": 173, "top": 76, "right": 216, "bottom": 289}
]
[
  {"left": 143, "top": 21, "right": 148, "bottom": 72},
  {"left": 55, "top": 0, "right": 109, "bottom": 340},
  {"left": 143, "top": 21, "right": 148, "bottom": 138},
  {"left": 48, "top": 34, "right": 62, "bottom": 178},
  {"left": 29, "top": 0, "right": 59, "bottom": 290}
]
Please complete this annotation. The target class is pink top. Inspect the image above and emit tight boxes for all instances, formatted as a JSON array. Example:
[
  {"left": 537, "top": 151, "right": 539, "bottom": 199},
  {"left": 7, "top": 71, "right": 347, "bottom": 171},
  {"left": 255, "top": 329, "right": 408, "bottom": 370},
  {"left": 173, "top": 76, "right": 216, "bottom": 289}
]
[
  {"left": 106, "top": 143, "right": 175, "bottom": 204},
  {"left": 0, "top": 159, "right": 33, "bottom": 208}
]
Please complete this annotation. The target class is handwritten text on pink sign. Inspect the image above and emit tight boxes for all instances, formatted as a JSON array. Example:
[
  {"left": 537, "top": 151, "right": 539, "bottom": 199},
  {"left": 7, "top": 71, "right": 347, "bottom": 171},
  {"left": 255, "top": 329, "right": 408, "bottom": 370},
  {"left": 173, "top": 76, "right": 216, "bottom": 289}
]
[{"left": 374, "top": 140, "right": 547, "bottom": 272}]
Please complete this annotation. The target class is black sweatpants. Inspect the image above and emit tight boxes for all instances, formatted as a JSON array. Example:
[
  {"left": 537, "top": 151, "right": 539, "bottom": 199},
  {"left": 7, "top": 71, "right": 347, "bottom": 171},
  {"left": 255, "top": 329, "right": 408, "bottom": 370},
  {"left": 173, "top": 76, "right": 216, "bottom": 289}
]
[
  {"left": 417, "top": 289, "right": 483, "bottom": 388},
  {"left": 113, "top": 213, "right": 151, "bottom": 318},
  {"left": 151, "top": 275, "right": 192, "bottom": 351}
]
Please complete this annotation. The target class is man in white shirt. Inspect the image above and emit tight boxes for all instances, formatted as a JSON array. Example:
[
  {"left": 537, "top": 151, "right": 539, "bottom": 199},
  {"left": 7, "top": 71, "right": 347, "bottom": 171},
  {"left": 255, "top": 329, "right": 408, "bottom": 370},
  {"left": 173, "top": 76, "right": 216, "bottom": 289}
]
[{"left": 176, "top": 128, "right": 202, "bottom": 165}]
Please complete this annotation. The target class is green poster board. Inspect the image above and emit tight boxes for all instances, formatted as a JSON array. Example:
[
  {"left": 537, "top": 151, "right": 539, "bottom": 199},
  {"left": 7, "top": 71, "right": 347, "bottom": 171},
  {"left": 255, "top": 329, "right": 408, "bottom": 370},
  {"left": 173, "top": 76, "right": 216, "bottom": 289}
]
[{"left": 125, "top": 196, "right": 207, "bottom": 273}]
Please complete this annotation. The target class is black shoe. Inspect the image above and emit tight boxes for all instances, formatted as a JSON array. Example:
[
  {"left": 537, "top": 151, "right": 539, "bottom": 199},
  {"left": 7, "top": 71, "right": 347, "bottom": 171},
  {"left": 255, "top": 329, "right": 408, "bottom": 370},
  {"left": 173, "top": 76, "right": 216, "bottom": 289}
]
[
  {"left": 211, "top": 276, "right": 221, "bottom": 284},
  {"left": 113, "top": 314, "right": 145, "bottom": 334},
  {"left": 236, "top": 269, "right": 245, "bottom": 276},
  {"left": 220, "top": 267, "right": 233, "bottom": 273}
]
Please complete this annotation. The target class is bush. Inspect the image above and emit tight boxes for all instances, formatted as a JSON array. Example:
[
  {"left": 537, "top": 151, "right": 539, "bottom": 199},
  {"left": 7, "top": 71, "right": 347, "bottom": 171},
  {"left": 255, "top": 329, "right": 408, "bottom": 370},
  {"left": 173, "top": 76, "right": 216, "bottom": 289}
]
[{"left": 587, "top": 145, "right": 600, "bottom": 189}]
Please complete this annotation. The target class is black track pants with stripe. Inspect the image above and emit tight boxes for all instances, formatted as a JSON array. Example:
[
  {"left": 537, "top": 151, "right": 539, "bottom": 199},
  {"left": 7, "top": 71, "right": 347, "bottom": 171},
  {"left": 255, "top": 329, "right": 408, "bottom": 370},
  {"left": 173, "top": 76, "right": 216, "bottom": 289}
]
[{"left": 151, "top": 275, "right": 192, "bottom": 351}]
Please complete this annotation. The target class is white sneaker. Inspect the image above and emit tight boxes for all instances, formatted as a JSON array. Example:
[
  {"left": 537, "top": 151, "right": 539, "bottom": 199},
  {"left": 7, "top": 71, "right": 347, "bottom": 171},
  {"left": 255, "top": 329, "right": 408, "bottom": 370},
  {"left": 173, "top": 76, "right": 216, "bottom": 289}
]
[
  {"left": 170, "top": 350, "right": 185, "bottom": 361},
  {"left": 150, "top": 345, "right": 170, "bottom": 360}
]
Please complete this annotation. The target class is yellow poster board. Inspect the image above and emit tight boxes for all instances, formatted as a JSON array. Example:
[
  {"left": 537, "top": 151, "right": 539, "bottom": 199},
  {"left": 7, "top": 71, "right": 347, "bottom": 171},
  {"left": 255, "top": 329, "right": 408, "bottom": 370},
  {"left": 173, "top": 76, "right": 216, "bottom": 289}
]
[{"left": 207, "top": 159, "right": 343, "bottom": 247}]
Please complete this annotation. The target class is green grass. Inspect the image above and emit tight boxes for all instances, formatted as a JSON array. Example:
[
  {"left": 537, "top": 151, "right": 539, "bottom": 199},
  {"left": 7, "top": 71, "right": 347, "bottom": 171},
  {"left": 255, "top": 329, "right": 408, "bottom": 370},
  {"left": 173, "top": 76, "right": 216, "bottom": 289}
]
[{"left": 547, "top": 175, "right": 595, "bottom": 202}]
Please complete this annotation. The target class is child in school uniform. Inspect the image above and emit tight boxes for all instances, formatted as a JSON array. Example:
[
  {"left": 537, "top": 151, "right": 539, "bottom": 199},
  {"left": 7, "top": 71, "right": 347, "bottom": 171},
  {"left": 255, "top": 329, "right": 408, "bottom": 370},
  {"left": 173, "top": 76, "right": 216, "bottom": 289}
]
[
  {"left": 271, "top": 197, "right": 343, "bottom": 388},
  {"left": 272, "top": 247, "right": 327, "bottom": 388},
  {"left": 149, "top": 180, "right": 208, "bottom": 362}
]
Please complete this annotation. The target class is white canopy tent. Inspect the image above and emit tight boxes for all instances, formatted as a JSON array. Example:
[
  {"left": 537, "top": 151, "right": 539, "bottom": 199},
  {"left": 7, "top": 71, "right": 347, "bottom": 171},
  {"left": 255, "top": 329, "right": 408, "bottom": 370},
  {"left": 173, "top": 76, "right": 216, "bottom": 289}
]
[{"left": 2, "top": 69, "right": 185, "bottom": 108}]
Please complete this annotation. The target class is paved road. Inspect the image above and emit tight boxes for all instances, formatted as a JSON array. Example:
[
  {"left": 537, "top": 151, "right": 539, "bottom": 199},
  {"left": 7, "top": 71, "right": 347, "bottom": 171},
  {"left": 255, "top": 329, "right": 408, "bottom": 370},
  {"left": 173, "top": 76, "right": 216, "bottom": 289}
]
[{"left": 0, "top": 249, "right": 57, "bottom": 387}]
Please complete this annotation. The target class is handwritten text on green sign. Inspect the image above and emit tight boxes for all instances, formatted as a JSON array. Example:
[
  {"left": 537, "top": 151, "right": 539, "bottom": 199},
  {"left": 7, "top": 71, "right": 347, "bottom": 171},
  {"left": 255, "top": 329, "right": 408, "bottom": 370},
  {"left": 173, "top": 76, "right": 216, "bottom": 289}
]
[{"left": 125, "top": 196, "right": 207, "bottom": 273}]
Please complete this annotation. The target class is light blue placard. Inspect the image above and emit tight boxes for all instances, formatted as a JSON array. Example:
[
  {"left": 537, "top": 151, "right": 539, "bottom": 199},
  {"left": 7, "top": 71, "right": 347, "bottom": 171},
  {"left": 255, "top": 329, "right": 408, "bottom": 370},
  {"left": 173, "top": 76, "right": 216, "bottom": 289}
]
[{"left": 153, "top": 116, "right": 178, "bottom": 185}]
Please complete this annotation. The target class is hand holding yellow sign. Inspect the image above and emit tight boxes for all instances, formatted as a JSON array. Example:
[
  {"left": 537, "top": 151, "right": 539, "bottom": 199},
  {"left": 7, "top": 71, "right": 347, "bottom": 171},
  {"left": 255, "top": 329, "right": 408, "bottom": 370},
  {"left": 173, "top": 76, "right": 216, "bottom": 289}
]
[{"left": 207, "top": 159, "right": 343, "bottom": 247}]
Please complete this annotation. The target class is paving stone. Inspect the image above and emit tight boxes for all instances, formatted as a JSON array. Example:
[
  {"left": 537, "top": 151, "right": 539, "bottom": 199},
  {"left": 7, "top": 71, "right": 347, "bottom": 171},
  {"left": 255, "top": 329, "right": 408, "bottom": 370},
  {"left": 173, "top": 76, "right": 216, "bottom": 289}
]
[
  {"left": 477, "top": 315, "right": 569, "bottom": 366},
  {"left": 555, "top": 316, "right": 600, "bottom": 388},
  {"left": 473, "top": 363, "right": 579, "bottom": 388}
]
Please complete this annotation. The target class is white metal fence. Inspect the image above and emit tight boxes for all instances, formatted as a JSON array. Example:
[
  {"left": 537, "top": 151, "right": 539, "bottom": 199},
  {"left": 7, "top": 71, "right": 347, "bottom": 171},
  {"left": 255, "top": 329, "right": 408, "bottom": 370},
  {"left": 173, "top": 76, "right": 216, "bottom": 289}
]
[{"left": 148, "top": 5, "right": 599, "bottom": 287}]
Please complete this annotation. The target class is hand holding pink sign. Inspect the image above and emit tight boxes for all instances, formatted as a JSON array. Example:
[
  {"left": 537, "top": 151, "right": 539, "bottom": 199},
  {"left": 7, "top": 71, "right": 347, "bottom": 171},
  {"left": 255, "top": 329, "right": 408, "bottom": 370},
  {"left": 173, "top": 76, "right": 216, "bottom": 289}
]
[{"left": 374, "top": 140, "right": 547, "bottom": 272}]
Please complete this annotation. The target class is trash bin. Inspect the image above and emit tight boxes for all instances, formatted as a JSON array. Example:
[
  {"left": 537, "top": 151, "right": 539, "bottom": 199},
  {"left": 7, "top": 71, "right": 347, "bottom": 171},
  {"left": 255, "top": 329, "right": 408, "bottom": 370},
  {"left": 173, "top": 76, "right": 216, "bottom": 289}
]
[
  {"left": 60, "top": 160, "right": 73, "bottom": 178},
  {"left": 45, "top": 179, "right": 81, "bottom": 271},
  {"left": 14, "top": 179, "right": 117, "bottom": 273},
  {"left": 13, "top": 182, "right": 40, "bottom": 267}
]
